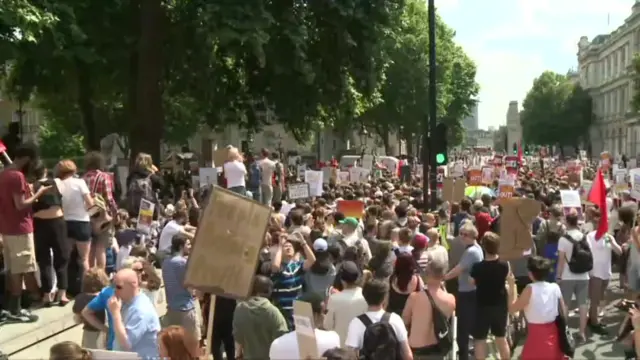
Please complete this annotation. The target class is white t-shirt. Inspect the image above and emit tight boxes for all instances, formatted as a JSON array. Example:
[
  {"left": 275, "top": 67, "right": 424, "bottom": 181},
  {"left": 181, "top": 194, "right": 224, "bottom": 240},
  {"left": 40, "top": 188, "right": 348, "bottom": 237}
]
[
  {"left": 345, "top": 310, "right": 408, "bottom": 350},
  {"left": 269, "top": 329, "right": 340, "bottom": 360},
  {"left": 60, "top": 177, "right": 91, "bottom": 222},
  {"left": 587, "top": 230, "right": 613, "bottom": 280},
  {"left": 224, "top": 161, "right": 247, "bottom": 188},
  {"left": 158, "top": 220, "right": 184, "bottom": 252},
  {"left": 558, "top": 229, "right": 590, "bottom": 281},
  {"left": 258, "top": 158, "right": 276, "bottom": 186}
]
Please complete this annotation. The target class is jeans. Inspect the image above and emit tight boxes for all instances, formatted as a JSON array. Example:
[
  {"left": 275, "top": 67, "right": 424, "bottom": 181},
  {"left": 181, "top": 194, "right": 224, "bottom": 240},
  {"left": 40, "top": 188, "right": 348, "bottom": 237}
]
[
  {"left": 456, "top": 290, "right": 477, "bottom": 360},
  {"left": 228, "top": 186, "right": 247, "bottom": 196},
  {"left": 260, "top": 184, "right": 273, "bottom": 205},
  {"left": 248, "top": 188, "right": 260, "bottom": 202}
]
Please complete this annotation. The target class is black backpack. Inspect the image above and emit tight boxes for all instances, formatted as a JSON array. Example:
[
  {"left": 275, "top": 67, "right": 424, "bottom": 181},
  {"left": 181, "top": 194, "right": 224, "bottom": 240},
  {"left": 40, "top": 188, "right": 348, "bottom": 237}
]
[
  {"left": 357, "top": 312, "right": 402, "bottom": 360},
  {"left": 566, "top": 234, "right": 593, "bottom": 274},
  {"left": 425, "top": 289, "right": 453, "bottom": 355}
]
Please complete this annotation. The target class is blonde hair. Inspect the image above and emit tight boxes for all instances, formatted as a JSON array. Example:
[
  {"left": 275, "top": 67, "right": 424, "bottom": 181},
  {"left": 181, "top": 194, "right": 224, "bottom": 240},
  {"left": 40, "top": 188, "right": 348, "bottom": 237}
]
[
  {"left": 56, "top": 159, "right": 78, "bottom": 179},
  {"left": 50, "top": 341, "right": 92, "bottom": 360},
  {"left": 227, "top": 147, "right": 243, "bottom": 162},
  {"left": 120, "top": 256, "right": 144, "bottom": 270},
  {"left": 134, "top": 152, "right": 154, "bottom": 172}
]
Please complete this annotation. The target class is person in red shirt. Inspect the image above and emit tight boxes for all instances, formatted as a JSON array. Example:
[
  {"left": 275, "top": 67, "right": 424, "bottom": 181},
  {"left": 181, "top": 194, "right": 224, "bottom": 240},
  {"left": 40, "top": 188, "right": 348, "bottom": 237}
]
[
  {"left": 0, "top": 143, "right": 49, "bottom": 322},
  {"left": 473, "top": 201, "right": 493, "bottom": 243}
]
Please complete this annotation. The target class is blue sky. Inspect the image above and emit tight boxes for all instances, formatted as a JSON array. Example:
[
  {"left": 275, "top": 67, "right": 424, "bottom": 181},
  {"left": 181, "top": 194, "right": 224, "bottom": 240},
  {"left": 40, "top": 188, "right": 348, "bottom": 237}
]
[{"left": 437, "top": 0, "right": 632, "bottom": 129}]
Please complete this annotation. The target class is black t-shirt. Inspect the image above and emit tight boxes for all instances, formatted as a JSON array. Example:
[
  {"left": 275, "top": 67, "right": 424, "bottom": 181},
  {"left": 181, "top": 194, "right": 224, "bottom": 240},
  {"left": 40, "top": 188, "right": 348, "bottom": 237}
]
[{"left": 470, "top": 258, "right": 509, "bottom": 307}]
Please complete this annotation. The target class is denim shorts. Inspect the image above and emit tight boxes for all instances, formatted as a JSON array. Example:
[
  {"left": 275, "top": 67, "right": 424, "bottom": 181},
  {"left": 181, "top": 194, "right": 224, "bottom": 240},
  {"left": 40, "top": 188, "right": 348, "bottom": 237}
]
[{"left": 66, "top": 221, "right": 92, "bottom": 242}]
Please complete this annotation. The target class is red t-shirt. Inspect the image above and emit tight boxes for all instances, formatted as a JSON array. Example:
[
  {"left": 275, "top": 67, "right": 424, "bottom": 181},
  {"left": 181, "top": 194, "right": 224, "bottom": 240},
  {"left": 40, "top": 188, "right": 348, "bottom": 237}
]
[{"left": 0, "top": 169, "right": 33, "bottom": 235}]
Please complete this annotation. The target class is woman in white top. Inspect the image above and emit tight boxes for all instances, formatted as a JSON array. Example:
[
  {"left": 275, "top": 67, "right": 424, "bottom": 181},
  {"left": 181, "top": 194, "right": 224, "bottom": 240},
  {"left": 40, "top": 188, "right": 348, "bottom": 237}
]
[
  {"left": 223, "top": 147, "right": 247, "bottom": 195},
  {"left": 586, "top": 210, "right": 622, "bottom": 332},
  {"left": 506, "top": 256, "right": 566, "bottom": 360},
  {"left": 57, "top": 160, "right": 94, "bottom": 272}
]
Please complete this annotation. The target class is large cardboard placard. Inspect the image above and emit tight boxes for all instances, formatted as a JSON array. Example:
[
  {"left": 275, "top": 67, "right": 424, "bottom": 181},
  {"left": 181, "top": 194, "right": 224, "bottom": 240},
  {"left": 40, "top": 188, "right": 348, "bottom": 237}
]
[
  {"left": 441, "top": 177, "right": 466, "bottom": 203},
  {"left": 495, "top": 198, "right": 540, "bottom": 260},
  {"left": 293, "top": 300, "right": 319, "bottom": 359},
  {"left": 184, "top": 185, "right": 271, "bottom": 299},
  {"left": 90, "top": 350, "right": 140, "bottom": 360}
]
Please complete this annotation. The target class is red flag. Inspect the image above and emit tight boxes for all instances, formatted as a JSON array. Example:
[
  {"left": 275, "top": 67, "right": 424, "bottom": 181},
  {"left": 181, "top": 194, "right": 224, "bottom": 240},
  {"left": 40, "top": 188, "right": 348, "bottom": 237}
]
[
  {"left": 587, "top": 168, "right": 609, "bottom": 240},
  {"left": 517, "top": 140, "right": 523, "bottom": 165}
]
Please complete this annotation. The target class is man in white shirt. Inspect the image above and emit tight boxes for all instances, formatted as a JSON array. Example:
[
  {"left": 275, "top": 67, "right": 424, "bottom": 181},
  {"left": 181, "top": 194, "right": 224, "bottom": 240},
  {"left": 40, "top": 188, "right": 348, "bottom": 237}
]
[
  {"left": 345, "top": 280, "right": 412, "bottom": 360},
  {"left": 556, "top": 211, "right": 591, "bottom": 340},
  {"left": 156, "top": 210, "right": 195, "bottom": 262},
  {"left": 324, "top": 261, "right": 368, "bottom": 345},
  {"left": 269, "top": 292, "right": 340, "bottom": 359},
  {"left": 258, "top": 148, "right": 276, "bottom": 206}
]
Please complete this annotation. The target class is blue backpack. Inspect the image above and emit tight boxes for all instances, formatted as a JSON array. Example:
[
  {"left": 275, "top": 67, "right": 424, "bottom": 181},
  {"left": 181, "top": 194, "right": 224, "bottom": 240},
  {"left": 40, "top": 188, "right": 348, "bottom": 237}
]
[{"left": 248, "top": 162, "right": 262, "bottom": 189}]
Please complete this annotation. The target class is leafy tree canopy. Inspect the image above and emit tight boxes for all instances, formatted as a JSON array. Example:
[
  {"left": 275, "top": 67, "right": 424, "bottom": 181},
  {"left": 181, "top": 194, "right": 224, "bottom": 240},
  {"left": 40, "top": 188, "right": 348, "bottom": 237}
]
[
  {"left": 520, "top": 70, "right": 594, "bottom": 147},
  {"left": 1, "top": 0, "right": 476, "bottom": 159}
]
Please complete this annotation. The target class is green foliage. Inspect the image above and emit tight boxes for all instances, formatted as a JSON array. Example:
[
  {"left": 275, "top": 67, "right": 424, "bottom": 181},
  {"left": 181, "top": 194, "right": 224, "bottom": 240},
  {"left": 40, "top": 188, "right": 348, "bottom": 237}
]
[
  {"left": 38, "top": 118, "right": 86, "bottom": 160},
  {"left": 1, "top": 0, "right": 476, "bottom": 157},
  {"left": 520, "top": 71, "right": 594, "bottom": 147},
  {"left": 357, "top": 0, "right": 478, "bottom": 151}
]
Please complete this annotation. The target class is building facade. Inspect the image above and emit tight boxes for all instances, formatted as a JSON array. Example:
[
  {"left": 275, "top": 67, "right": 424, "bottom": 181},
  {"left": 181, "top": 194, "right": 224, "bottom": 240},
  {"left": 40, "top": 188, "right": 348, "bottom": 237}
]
[
  {"left": 577, "top": 1, "right": 640, "bottom": 157},
  {"left": 462, "top": 103, "right": 479, "bottom": 131},
  {"left": 506, "top": 101, "right": 522, "bottom": 150}
]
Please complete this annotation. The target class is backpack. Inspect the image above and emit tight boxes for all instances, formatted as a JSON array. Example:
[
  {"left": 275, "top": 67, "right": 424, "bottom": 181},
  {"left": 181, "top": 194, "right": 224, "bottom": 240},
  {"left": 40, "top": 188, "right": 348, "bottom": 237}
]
[
  {"left": 248, "top": 162, "right": 262, "bottom": 189},
  {"left": 126, "top": 175, "right": 155, "bottom": 215},
  {"left": 565, "top": 234, "right": 593, "bottom": 274},
  {"left": 274, "top": 161, "right": 284, "bottom": 186},
  {"left": 425, "top": 289, "right": 453, "bottom": 355},
  {"left": 357, "top": 312, "right": 402, "bottom": 360}
]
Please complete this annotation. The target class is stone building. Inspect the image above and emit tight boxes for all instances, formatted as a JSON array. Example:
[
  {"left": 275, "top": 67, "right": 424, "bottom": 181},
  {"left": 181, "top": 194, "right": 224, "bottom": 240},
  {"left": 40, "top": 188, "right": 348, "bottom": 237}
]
[
  {"left": 576, "top": 1, "right": 640, "bottom": 157},
  {"left": 506, "top": 101, "right": 522, "bottom": 151}
]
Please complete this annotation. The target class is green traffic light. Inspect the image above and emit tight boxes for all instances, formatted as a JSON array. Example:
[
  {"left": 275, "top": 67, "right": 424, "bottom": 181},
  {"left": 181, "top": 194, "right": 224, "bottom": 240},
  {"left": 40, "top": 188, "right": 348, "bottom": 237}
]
[{"left": 436, "top": 153, "right": 445, "bottom": 164}]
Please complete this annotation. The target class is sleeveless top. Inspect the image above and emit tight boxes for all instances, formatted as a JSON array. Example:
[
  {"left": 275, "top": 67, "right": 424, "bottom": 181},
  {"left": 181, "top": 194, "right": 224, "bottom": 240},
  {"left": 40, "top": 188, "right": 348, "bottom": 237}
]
[
  {"left": 524, "top": 281, "right": 561, "bottom": 324},
  {"left": 32, "top": 178, "right": 63, "bottom": 213},
  {"left": 387, "top": 274, "right": 420, "bottom": 315}
]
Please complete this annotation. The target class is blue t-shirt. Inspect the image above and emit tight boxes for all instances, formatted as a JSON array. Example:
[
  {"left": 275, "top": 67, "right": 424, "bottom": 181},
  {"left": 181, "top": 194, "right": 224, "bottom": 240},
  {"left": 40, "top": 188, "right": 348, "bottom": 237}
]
[
  {"left": 162, "top": 255, "right": 196, "bottom": 311},
  {"left": 114, "top": 293, "right": 161, "bottom": 358},
  {"left": 458, "top": 243, "right": 484, "bottom": 292},
  {"left": 87, "top": 286, "right": 115, "bottom": 350}
]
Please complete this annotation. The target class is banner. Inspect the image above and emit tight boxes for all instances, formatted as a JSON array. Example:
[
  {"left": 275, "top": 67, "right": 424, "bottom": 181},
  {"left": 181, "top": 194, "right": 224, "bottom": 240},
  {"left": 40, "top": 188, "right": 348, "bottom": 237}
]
[
  {"left": 467, "top": 166, "right": 482, "bottom": 186},
  {"left": 504, "top": 155, "right": 518, "bottom": 175},
  {"left": 481, "top": 166, "right": 494, "bottom": 185}
]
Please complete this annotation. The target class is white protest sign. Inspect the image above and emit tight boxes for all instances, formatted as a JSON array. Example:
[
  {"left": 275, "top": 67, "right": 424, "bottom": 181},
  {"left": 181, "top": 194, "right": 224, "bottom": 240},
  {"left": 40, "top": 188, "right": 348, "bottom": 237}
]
[
  {"left": 288, "top": 183, "right": 310, "bottom": 200},
  {"left": 304, "top": 170, "right": 323, "bottom": 197}
]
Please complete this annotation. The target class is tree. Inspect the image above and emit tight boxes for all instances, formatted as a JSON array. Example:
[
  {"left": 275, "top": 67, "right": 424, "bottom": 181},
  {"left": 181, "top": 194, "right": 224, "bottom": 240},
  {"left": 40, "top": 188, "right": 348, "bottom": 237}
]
[
  {"left": 38, "top": 118, "right": 86, "bottom": 160},
  {"left": 355, "top": 0, "right": 478, "bottom": 155},
  {"left": 2, "top": 0, "right": 404, "bottom": 160},
  {"left": 520, "top": 71, "right": 594, "bottom": 148}
]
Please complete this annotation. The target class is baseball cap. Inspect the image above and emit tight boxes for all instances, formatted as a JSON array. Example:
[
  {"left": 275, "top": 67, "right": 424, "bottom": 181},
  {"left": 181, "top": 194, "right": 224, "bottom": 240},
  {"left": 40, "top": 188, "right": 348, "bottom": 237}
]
[
  {"left": 339, "top": 261, "right": 360, "bottom": 283},
  {"left": 313, "top": 238, "right": 328, "bottom": 252},
  {"left": 413, "top": 233, "right": 428, "bottom": 250},
  {"left": 339, "top": 217, "right": 359, "bottom": 227}
]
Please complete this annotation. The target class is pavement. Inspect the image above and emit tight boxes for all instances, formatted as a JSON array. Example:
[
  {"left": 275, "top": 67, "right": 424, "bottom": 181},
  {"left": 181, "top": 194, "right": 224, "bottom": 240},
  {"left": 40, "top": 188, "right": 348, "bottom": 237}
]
[{"left": 2, "top": 273, "right": 631, "bottom": 359}]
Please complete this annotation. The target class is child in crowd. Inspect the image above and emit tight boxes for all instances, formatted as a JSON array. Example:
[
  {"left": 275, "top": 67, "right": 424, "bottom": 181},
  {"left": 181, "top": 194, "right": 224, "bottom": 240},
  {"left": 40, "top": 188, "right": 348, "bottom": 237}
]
[{"left": 72, "top": 268, "right": 110, "bottom": 349}]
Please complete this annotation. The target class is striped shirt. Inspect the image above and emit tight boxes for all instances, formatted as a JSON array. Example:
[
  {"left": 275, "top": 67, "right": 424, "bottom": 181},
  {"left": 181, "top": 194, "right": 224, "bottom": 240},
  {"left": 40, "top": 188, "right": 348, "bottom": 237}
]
[{"left": 271, "top": 260, "right": 304, "bottom": 327}]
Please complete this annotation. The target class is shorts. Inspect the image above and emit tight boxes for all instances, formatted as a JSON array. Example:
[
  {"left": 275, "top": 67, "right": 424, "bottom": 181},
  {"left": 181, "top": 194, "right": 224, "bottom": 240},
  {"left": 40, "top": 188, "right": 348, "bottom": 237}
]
[
  {"left": 162, "top": 306, "right": 202, "bottom": 341},
  {"left": 473, "top": 304, "right": 508, "bottom": 339},
  {"left": 92, "top": 225, "right": 114, "bottom": 247},
  {"left": 559, "top": 279, "right": 589, "bottom": 307},
  {"left": 66, "top": 221, "right": 92, "bottom": 242},
  {"left": 2, "top": 233, "right": 37, "bottom": 274}
]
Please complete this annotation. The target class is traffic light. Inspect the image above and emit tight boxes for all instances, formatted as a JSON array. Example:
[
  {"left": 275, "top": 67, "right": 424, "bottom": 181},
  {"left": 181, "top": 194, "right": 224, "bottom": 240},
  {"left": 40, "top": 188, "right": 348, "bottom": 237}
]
[
  {"left": 524, "top": 145, "right": 529, "bottom": 156},
  {"left": 512, "top": 142, "right": 517, "bottom": 154},
  {"left": 433, "top": 123, "right": 448, "bottom": 165}
]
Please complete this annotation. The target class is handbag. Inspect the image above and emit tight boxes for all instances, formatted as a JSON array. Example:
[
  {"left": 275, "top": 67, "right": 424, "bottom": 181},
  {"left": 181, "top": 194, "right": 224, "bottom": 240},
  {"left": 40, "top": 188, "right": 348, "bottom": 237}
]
[
  {"left": 88, "top": 172, "right": 113, "bottom": 234},
  {"left": 555, "top": 299, "right": 575, "bottom": 357}
]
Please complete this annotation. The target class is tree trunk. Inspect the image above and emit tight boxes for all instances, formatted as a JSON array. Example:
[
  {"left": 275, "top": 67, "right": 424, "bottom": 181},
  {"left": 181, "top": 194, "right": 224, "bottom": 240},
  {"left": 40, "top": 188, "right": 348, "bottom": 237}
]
[
  {"left": 125, "top": 0, "right": 139, "bottom": 159},
  {"left": 75, "top": 59, "right": 100, "bottom": 151},
  {"left": 130, "top": 0, "right": 164, "bottom": 164}
]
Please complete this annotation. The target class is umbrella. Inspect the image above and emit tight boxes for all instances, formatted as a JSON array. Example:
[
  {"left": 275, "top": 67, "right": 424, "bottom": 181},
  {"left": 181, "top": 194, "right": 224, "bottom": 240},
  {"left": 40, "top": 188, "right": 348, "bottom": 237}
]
[{"left": 465, "top": 186, "right": 496, "bottom": 198}]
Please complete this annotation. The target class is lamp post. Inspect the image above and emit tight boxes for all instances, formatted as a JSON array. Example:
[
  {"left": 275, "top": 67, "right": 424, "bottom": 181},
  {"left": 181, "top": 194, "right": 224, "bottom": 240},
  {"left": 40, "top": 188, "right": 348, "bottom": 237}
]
[
  {"left": 424, "top": 0, "right": 437, "bottom": 210},
  {"left": 12, "top": 100, "right": 25, "bottom": 142}
]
